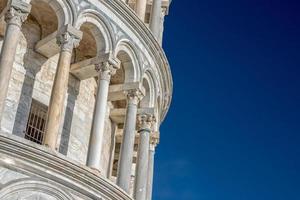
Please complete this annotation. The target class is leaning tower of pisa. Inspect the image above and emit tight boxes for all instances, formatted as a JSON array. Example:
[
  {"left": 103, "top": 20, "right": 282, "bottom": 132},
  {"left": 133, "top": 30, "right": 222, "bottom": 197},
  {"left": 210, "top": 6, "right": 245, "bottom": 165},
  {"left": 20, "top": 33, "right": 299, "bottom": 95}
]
[{"left": 0, "top": 0, "right": 172, "bottom": 199}]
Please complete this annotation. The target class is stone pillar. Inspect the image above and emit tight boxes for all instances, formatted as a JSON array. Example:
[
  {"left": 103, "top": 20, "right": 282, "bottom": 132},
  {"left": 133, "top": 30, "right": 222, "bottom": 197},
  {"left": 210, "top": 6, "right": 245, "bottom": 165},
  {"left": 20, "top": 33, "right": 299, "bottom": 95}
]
[
  {"left": 149, "top": 0, "right": 162, "bottom": 39},
  {"left": 135, "top": 0, "right": 147, "bottom": 21},
  {"left": 134, "top": 114, "right": 155, "bottom": 200},
  {"left": 146, "top": 138, "right": 158, "bottom": 200},
  {"left": 44, "top": 25, "right": 82, "bottom": 150},
  {"left": 117, "top": 89, "right": 144, "bottom": 192},
  {"left": 0, "top": 1, "right": 31, "bottom": 121},
  {"left": 87, "top": 60, "right": 119, "bottom": 171}
]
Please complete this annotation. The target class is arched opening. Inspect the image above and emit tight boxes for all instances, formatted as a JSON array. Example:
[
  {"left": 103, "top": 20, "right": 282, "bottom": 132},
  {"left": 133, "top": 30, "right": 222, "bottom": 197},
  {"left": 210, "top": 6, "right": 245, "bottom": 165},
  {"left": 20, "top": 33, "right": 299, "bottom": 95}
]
[
  {"left": 11, "top": 0, "right": 63, "bottom": 137},
  {"left": 110, "top": 44, "right": 140, "bottom": 183},
  {"left": 30, "top": 0, "right": 59, "bottom": 39},
  {"left": 60, "top": 16, "right": 115, "bottom": 165},
  {"left": 110, "top": 50, "right": 132, "bottom": 109},
  {"left": 73, "top": 23, "right": 100, "bottom": 62},
  {"left": 140, "top": 75, "right": 156, "bottom": 108}
]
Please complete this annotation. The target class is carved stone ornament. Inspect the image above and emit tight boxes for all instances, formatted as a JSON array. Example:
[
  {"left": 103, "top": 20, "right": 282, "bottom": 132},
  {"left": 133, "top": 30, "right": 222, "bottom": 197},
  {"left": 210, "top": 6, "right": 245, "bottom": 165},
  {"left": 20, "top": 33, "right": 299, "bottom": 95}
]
[
  {"left": 137, "top": 113, "right": 156, "bottom": 132},
  {"left": 95, "top": 61, "right": 118, "bottom": 81},
  {"left": 126, "top": 89, "right": 144, "bottom": 105},
  {"left": 56, "top": 31, "right": 82, "bottom": 52},
  {"left": 5, "top": 6, "right": 30, "bottom": 27},
  {"left": 56, "top": 25, "right": 82, "bottom": 52}
]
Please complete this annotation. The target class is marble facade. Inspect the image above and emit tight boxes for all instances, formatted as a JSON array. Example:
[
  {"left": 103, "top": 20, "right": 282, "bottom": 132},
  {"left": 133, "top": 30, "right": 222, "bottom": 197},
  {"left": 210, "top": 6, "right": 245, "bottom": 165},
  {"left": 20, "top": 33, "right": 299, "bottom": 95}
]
[{"left": 0, "top": 0, "right": 172, "bottom": 199}]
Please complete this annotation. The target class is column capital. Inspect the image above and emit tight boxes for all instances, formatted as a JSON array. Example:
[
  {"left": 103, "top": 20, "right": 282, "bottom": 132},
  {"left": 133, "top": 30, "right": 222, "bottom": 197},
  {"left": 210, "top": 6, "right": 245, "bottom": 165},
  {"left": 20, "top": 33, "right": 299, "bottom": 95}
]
[
  {"left": 56, "top": 25, "right": 83, "bottom": 52},
  {"left": 95, "top": 58, "right": 120, "bottom": 81},
  {"left": 126, "top": 89, "right": 144, "bottom": 105},
  {"left": 137, "top": 113, "right": 156, "bottom": 133},
  {"left": 5, "top": 1, "right": 31, "bottom": 27}
]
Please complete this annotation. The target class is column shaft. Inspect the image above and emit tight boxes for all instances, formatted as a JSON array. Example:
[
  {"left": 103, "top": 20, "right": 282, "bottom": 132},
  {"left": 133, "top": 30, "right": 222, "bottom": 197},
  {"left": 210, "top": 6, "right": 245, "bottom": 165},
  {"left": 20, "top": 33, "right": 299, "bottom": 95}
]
[
  {"left": 134, "top": 113, "right": 155, "bottom": 200},
  {"left": 87, "top": 62, "right": 118, "bottom": 170},
  {"left": 146, "top": 145, "right": 155, "bottom": 200},
  {"left": 135, "top": 0, "right": 147, "bottom": 21},
  {"left": 44, "top": 49, "right": 72, "bottom": 149},
  {"left": 135, "top": 130, "right": 150, "bottom": 199},
  {"left": 158, "top": 9, "right": 166, "bottom": 45},
  {"left": 117, "top": 90, "right": 142, "bottom": 192},
  {"left": 149, "top": 0, "right": 162, "bottom": 39},
  {"left": 44, "top": 25, "right": 82, "bottom": 150},
  {"left": 0, "top": 5, "right": 30, "bottom": 120}
]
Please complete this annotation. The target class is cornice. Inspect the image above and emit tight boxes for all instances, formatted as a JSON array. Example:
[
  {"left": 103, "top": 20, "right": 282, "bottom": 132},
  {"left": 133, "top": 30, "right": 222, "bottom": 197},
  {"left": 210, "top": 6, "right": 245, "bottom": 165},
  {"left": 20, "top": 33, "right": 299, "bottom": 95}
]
[{"left": 0, "top": 133, "right": 132, "bottom": 200}]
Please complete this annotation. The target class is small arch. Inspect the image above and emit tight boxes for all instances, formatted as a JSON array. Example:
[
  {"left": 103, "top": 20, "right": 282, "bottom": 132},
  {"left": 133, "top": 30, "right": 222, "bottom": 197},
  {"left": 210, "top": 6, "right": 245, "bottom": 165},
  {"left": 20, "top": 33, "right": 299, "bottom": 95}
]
[
  {"left": 0, "top": 179, "right": 74, "bottom": 200},
  {"left": 30, "top": 0, "right": 74, "bottom": 31},
  {"left": 140, "top": 70, "right": 157, "bottom": 108},
  {"left": 75, "top": 10, "right": 114, "bottom": 55},
  {"left": 114, "top": 39, "right": 141, "bottom": 83}
]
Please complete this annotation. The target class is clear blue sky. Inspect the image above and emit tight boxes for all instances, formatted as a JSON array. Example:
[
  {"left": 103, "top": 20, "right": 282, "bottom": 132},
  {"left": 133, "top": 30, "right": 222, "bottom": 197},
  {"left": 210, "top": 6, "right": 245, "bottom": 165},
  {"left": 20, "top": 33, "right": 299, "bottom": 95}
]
[{"left": 153, "top": 0, "right": 300, "bottom": 199}]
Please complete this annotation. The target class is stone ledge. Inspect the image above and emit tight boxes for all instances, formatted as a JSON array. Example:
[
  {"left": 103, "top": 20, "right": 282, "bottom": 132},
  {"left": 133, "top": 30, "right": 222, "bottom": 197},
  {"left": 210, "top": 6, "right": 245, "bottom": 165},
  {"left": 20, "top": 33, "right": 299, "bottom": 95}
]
[{"left": 0, "top": 132, "right": 132, "bottom": 200}]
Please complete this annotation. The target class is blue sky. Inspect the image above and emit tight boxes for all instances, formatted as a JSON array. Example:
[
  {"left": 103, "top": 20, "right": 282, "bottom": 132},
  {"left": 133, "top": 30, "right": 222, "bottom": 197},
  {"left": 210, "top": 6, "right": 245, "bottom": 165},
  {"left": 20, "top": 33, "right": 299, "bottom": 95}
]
[{"left": 153, "top": 0, "right": 300, "bottom": 199}]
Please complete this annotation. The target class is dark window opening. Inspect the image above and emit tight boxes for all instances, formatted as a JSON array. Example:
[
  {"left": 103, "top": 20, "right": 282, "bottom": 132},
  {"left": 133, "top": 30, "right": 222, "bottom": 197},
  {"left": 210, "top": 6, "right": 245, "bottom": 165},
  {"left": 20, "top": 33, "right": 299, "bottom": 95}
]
[{"left": 25, "top": 99, "right": 47, "bottom": 144}]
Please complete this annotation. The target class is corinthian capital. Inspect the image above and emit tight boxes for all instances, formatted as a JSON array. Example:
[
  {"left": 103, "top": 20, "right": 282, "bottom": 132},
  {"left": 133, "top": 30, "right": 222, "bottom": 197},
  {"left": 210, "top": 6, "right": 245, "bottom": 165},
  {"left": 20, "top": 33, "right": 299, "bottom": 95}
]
[
  {"left": 5, "top": 1, "right": 31, "bottom": 27},
  {"left": 56, "top": 25, "right": 83, "bottom": 52},
  {"left": 137, "top": 113, "right": 156, "bottom": 132},
  {"left": 126, "top": 89, "right": 144, "bottom": 105},
  {"left": 95, "top": 58, "right": 120, "bottom": 81}
]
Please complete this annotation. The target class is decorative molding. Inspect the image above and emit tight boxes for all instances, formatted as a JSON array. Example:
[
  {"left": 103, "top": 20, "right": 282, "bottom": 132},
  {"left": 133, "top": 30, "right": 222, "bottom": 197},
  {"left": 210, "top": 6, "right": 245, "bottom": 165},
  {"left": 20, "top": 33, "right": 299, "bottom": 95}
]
[
  {"left": 0, "top": 179, "right": 75, "bottom": 200},
  {"left": 0, "top": 133, "right": 132, "bottom": 200}
]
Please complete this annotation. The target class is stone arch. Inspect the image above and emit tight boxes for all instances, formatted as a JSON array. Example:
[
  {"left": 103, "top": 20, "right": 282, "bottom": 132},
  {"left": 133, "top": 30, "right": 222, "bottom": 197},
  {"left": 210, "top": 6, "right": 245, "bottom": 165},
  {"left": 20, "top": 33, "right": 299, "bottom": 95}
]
[
  {"left": 10, "top": 0, "right": 74, "bottom": 136},
  {"left": 30, "top": 0, "right": 74, "bottom": 36},
  {"left": 0, "top": 179, "right": 74, "bottom": 200},
  {"left": 140, "top": 70, "right": 157, "bottom": 108},
  {"left": 113, "top": 39, "right": 140, "bottom": 83},
  {"left": 75, "top": 10, "right": 114, "bottom": 56}
]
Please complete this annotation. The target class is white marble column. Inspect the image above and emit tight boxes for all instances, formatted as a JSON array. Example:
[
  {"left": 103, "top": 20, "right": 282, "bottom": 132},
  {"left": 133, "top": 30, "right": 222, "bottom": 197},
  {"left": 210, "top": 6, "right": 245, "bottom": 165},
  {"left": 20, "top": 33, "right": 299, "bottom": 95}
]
[
  {"left": 44, "top": 25, "right": 82, "bottom": 150},
  {"left": 134, "top": 114, "right": 155, "bottom": 200},
  {"left": 0, "top": 2, "right": 31, "bottom": 120},
  {"left": 158, "top": 8, "right": 167, "bottom": 45},
  {"left": 149, "top": 0, "right": 162, "bottom": 39},
  {"left": 117, "top": 89, "right": 144, "bottom": 192},
  {"left": 135, "top": 0, "right": 147, "bottom": 21},
  {"left": 146, "top": 138, "right": 158, "bottom": 200},
  {"left": 87, "top": 60, "right": 119, "bottom": 171}
]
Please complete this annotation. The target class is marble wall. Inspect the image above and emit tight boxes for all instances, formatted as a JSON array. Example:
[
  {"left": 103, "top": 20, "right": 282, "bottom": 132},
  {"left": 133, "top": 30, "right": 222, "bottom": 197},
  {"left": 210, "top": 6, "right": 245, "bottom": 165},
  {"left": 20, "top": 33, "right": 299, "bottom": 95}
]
[{"left": 0, "top": 14, "right": 114, "bottom": 176}]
